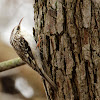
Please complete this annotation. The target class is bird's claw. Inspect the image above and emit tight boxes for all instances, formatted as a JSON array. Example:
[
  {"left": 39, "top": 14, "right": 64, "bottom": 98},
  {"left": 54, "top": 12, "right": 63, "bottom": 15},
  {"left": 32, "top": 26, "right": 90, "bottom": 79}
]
[{"left": 36, "top": 35, "right": 42, "bottom": 49}]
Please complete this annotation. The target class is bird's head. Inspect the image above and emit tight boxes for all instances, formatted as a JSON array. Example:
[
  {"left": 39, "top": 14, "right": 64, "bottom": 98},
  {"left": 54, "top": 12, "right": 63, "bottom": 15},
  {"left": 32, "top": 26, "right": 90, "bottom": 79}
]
[
  {"left": 10, "top": 18, "right": 24, "bottom": 44},
  {"left": 11, "top": 18, "right": 24, "bottom": 35}
]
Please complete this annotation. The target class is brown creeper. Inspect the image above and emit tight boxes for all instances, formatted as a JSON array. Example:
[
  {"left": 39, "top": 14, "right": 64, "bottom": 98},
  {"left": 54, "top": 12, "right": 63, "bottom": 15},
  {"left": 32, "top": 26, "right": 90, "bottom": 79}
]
[{"left": 10, "top": 18, "right": 56, "bottom": 89}]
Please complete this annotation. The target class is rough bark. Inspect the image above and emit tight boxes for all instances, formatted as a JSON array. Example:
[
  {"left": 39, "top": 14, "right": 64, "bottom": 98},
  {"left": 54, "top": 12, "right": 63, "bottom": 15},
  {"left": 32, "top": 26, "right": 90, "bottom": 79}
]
[{"left": 33, "top": 0, "right": 100, "bottom": 100}]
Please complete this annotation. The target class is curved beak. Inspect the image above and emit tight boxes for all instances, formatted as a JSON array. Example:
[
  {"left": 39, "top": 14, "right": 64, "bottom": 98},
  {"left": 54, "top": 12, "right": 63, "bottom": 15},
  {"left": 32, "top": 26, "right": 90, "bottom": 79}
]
[
  {"left": 17, "top": 17, "right": 24, "bottom": 30},
  {"left": 18, "top": 17, "right": 24, "bottom": 26}
]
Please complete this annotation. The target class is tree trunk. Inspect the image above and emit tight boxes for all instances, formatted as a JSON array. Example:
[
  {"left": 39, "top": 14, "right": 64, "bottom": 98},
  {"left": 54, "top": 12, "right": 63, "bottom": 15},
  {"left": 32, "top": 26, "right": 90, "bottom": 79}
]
[{"left": 33, "top": 0, "right": 100, "bottom": 100}]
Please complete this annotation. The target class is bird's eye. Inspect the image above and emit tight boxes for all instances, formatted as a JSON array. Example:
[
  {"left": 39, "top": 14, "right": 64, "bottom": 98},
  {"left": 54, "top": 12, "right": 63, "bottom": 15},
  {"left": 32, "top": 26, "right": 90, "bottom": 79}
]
[{"left": 17, "top": 26, "right": 20, "bottom": 30}]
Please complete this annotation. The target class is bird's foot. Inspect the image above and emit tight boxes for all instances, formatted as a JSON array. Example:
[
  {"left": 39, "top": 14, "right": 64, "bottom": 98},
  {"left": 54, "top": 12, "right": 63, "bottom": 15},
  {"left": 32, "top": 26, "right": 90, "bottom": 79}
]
[{"left": 36, "top": 35, "right": 42, "bottom": 49}]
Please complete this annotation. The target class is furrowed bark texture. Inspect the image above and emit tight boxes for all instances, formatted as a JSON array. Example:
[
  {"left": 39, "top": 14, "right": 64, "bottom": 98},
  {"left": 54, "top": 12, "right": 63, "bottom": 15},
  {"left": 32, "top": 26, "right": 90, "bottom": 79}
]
[{"left": 33, "top": 0, "right": 100, "bottom": 100}]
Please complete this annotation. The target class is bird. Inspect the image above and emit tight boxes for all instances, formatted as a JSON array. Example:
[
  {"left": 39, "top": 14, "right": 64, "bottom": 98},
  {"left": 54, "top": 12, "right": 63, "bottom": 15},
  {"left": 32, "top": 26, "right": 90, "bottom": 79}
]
[{"left": 10, "top": 18, "right": 57, "bottom": 89}]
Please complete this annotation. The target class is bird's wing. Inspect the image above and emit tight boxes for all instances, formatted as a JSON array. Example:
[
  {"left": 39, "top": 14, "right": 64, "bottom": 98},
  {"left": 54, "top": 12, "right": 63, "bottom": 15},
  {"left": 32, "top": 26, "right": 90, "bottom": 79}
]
[
  {"left": 19, "top": 36, "right": 34, "bottom": 60},
  {"left": 12, "top": 35, "right": 38, "bottom": 70}
]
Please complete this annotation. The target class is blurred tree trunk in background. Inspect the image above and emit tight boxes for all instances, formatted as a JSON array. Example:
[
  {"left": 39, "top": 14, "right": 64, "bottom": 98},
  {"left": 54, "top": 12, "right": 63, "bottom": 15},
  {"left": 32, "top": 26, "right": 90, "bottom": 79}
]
[{"left": 33, "top": 0, "right": 100, "bottom": 100}]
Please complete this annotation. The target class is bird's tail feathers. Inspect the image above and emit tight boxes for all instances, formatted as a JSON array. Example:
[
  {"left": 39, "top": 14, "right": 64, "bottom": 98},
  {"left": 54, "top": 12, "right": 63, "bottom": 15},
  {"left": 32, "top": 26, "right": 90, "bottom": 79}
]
[
  {"left": 40, "top": 69, "right": 57, "bottom": 90},
  {"left": 31, "top": 58, "right": 57, "bottom": 90}
]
